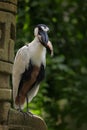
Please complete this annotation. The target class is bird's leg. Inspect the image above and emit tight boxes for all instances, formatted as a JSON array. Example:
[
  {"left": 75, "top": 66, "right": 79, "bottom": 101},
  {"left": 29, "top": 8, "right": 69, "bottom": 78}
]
[
  {"left": 25, "top": 94, "right": 33, "bottom": 116},
  {"left": 17, "top": 95, "right": 27, "bottom": 119},
  {"left": 26, "top": 94, "right": 29, "bottom": 112},
  {"left": 18, "top": 95, "right": 23, "bottom": 112}
]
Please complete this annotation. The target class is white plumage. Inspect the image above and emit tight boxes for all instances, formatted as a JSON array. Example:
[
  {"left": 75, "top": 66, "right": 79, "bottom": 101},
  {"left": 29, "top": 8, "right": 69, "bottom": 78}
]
[
  {"left": 12, "top": 24, "right": 53, "bottom": 111},
  {"left": 13, "top": 37, "right": 46, "bottom": 109}
]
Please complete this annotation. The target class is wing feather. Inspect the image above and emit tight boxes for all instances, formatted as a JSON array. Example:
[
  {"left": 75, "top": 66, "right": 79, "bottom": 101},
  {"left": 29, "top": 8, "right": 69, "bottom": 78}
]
[{"left": 12, "top": 45, "right": 30, "bottom": 108}]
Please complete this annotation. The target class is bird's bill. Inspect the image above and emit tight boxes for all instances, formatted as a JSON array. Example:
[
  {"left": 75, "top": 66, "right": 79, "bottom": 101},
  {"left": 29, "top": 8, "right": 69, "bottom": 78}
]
[
  {"left": 38, "top": 31, "right": 49, "bottom": 46},
  {"left": 46, "top": 41, "right": 53, "bottom": 57},
  {"left": 38, "top": 30, "right": 53, "bottom": 56}
]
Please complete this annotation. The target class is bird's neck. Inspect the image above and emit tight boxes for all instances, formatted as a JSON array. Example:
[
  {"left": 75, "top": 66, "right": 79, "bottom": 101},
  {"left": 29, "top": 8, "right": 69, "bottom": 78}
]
[
  {"left": 33, "top": 36, "right": 40, "bottom": 43},
  {"left": 33, "top": 37, "right": 45, "bottom": 51},
  {"left": 28, "top": 36, "right": 46, "bottom": 67}
]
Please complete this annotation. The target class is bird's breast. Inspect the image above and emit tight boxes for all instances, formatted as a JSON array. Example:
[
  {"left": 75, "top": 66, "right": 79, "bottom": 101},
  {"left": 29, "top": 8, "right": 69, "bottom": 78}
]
[
  {"left": 29, "top": 43, "right": 46, "bottom": 67},
  {"left": 31, "top": 52, "right": 46, "bottom": 67}
]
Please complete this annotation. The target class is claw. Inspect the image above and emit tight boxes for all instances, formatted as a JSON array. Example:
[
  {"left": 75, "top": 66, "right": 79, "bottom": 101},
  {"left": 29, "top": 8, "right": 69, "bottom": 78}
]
[
  {"left": 25, "top": 111, "right": 33, "bottom": 117},
  {"left": 17, "top": 109, "right": 26, "bottom": 119},
  {"left": 16, "top": 95, "right": 33, "bottom": 118}
]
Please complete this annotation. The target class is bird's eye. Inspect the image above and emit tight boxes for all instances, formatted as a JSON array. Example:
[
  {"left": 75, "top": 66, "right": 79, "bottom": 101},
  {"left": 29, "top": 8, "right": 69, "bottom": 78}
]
[{"left": 39, "top": 27, "right": 43, "bottom": 31}]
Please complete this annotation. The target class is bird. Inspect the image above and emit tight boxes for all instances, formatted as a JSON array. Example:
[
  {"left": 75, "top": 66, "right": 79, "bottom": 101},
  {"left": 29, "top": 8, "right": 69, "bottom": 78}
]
[{"left": 12, "top": 24, "right": 53, "bottom": 113}]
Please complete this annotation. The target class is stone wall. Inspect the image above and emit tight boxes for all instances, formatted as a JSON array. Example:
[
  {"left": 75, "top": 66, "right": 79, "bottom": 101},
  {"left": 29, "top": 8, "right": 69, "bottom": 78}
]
[
  {"left": 0, "top": 1, "right": 47, "bottom": 130},
  {"left": 0, "top": 0, "right": 17, "bottom": 127}
]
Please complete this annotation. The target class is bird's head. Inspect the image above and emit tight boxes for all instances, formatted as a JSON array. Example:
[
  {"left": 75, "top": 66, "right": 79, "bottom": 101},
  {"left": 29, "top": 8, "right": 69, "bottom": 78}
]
[{"left": 34, "top": 24, "right": 53, "bottom": 56}]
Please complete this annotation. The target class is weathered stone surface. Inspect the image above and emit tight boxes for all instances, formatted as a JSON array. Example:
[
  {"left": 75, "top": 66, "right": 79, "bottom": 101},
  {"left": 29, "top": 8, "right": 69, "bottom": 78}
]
[
  {"left": 0, "top": 11, "right": 15, "bottom": 62},
  {"left": 8, "top": 39, "right": 14, "bottom": 62},
  {"left": 0, "top": 89, "right": 11, "bottom": 101},
  {"left": 0, "top": 61, "right": 12, "bottom": 74},
  {"left": 8, "top": 109, "right": 47, "bottom": 130},
  {"left": 0, "top": 102, "right": 10, "bottom": 124},
  {"left": 0, "top": 125, "right": 8, "bottom": 130},
  {"left": 0, "top": 73, "right": 9, "bottom": 88},
  {"left": 0, "top": 2, "right": 17, "bottom": 14},
  {"left": 0, "top": 0, "right": 17, "bottom": 5},
  {"left": 9, "top": 125, "right": 34, "bottom": 130}
]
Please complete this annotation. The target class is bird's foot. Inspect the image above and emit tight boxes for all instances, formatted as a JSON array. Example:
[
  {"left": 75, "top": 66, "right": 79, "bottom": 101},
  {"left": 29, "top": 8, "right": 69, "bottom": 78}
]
[
  {"left": 17, "top": 109, "right": 28, "bottom": 119},
  {"left": 17, "top": 108, "right": 23, "bottom": 113},
  {"left": 17, "top": 109, "right": 33, "bottom": 118},
  {"left": 26, "top": 104, "right": 33, "bottom": 117},
  {"left": 25, "top": 111, "right": 33, "bottom": 117}
]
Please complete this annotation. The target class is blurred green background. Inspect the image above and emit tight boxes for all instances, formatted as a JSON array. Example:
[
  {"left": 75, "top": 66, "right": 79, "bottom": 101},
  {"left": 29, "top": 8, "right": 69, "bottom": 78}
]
[{"left": 15, "top": 0, "right": 87, "bottom": 130}]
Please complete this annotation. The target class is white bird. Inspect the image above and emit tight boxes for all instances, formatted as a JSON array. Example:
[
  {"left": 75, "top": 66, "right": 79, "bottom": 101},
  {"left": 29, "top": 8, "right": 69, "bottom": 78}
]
[{"left": 12, "top": 24, "right": 53, "bottom": 112}]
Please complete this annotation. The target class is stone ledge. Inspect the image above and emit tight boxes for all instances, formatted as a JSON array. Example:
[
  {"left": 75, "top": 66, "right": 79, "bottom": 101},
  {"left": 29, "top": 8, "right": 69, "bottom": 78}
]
[
  {"left": 9, "top": 125, "right": 34, "bottom": 130},
  {"left": 0, "top": 61, "right": 13, "bottom": 74},
  {"left": 0, "top": 89, "right": 12, "bottom": 101},
  {"left": 8, "top": 109, "right": 47, "bottom": 130}
]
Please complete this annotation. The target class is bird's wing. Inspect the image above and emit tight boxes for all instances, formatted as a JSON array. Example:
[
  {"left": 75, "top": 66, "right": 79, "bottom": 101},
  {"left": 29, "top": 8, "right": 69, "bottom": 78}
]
[
  {"left": 28, "top": 84, "right": 40, "bottom": 103},
  {"left": 12, "top": 45, "right": 30, "bottom": 108}
]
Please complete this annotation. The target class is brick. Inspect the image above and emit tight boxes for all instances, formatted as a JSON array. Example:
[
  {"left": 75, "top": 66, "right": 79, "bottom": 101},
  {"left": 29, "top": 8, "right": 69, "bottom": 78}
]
[
  {"left": 0, "top": 102, "right": 10, "bottom": 124},
  {"left": 0, "top": 11, "right": 15, "bottom": 62},
  {"left": 0, "top": 89, "right": 12, "bottom": 101},
  {"left": 0, "top": 0, "right": 17, "bottom": 5},
  {"left": 0, "top": 61, "right": 12, "bottom": 74},
  {"left": 0, "top": 73, "right": 9, "bottom": 89},
  {"left": 8, "top": 39, "right": 14, "bottom": 62},
  {"left": 0, "top": 2, "right": 17, "bottom": 14}
]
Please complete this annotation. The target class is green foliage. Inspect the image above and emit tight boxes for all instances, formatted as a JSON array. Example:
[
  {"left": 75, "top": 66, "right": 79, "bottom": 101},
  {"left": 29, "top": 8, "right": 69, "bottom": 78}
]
[{"left": 16, "top": 0, "right": 87, "bottom": 130}]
